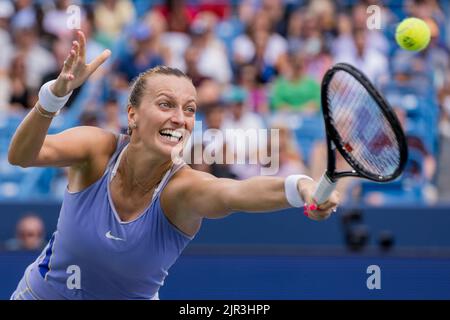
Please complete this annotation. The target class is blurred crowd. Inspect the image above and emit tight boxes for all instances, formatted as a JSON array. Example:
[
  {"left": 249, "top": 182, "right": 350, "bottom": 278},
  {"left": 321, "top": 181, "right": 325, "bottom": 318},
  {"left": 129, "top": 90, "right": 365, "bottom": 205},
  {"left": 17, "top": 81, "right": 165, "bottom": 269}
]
[{"left": 1, "top": 0, "right": 450, "bottom": 208}]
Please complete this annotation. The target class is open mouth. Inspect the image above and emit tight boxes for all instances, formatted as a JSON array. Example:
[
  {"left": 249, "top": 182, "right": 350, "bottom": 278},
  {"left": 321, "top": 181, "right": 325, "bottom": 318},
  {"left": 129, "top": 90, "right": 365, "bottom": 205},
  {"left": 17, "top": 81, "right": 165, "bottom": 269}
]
[{"left": 159, "top": 129, "right": 183, "bottom": 143}]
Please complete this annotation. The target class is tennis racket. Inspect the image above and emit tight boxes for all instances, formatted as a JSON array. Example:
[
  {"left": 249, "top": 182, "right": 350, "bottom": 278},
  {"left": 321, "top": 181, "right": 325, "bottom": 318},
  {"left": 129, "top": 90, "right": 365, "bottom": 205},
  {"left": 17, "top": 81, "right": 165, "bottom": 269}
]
[{"left": 313, "top": 63, "right": 408, "bottom": 205}]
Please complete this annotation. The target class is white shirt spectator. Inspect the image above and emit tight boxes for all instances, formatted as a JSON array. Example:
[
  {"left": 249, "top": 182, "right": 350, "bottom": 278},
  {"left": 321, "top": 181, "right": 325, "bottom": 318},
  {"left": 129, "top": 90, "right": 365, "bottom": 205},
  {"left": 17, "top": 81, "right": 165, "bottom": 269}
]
[
  {"left": 43, "top": 6, "right": 78, "bottom": 39},
  {"left": 24, "top": 44, "right": 57, "bottom": 90},
  {"left": 197, "top": 39, "right": 232, "bottom": 84},
  {"left": 162, "top": 32, "right": 190, "bottom": 71},
  {"left": 233, "top": 33, "right": 288, "bottom": 67},
  {"left": 334, "top": 46, "right": 388, "bottom": 84}
]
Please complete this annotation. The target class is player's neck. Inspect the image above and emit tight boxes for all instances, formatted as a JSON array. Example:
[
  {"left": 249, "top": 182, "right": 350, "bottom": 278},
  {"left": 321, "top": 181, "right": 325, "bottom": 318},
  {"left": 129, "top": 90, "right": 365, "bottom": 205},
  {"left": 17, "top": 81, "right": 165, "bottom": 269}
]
[{"left": 117, "top": 145, "right": 172, "bottom": 195}]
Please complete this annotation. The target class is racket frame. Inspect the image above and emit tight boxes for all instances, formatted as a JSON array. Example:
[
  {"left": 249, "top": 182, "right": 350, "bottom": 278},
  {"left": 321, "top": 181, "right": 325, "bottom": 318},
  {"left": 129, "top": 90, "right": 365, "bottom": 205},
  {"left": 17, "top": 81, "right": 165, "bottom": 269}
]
[{"left": 320, "top": 63, "right": 408, "bottom": 183}]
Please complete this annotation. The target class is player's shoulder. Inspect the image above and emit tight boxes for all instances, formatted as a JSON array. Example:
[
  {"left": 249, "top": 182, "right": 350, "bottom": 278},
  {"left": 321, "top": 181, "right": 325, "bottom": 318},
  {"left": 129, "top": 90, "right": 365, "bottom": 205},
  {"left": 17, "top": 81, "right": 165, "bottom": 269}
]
[
  {"left": 165, "top": 166, "right": 215, "bottom": 194},
  {"left": 174, "top": 165, "right": 215, "bottom": 181}
]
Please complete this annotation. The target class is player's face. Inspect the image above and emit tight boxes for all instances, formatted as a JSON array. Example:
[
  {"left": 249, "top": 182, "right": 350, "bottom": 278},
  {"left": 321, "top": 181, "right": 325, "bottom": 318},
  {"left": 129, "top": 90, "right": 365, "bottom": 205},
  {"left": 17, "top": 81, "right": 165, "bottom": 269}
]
[{"left": 131, "top": 75, "right": 197, "bottom": 158}]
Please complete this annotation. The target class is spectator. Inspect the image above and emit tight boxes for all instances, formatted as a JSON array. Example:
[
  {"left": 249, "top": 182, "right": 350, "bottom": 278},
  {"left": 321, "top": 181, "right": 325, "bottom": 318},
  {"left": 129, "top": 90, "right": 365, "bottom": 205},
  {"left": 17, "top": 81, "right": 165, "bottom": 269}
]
[
  {"left": 94, "top": 0, "right": 135, "bottom": 47},
  {"left": 204, "top": 102, "right": 225, "bottom": 131},
  {"left": 286, "top": 9, "right": 304, "bottom": 56},
  {"left": 351, "top": 2, "right": 390, "bottom": 56},
  {"left": 80, "top": 110, "right": 100, "bottom": 127},
  {"left": 437, "top": 70, "right": 450, "bottom": 200},
  {"left": 221, "top": 85, "right": 266, "bottom": 176},
  {"left": 261, "top": 0, "right": 287, "bottom": 36},
  {"left": 406, "top": 0, "right": 447, "bottom": 45},
  {"left": 144, "top": 10, "right": 186, "bottom": 71},
  {"left": 8, "top": 52, "right": 35, "bottom": 111},
  {"left": 270, "top": 51, "right": 321, "bottom": 114},
  {"left": 0, "top": 0, "right": 14, "bottom": 68},
  {"left": 187, "top": 143, "right": 238, "bottom": 179},
  {"left": 307, "top": 0, "right": 337, "bottom": 41},
  {"left": 200, "top": 103, "right": 238, "bottom": 178},
  {"left": 236, "top": 63, "right": 269, "bottom": 114},
  {"left": 114, "top": 23, "right": 165, "bottom": 83},
  {"left": 154, "top": 0, "right": 195, "bottom": 33},
  {"left": 100, "top": 95, "right": 122, "bottom": 134},
  {"left": 334, "top": 26, "right": 389, "bottom": 84},
  {"left": 4, "top": 214, "right": 46, "bottom": 251},
  {"left": 423, "top": 18, "right": 448, "bottom": 90},
  {"left": 11, "top": 14, "right": 56, "bottom": 91},
  {"left": 196, "top": 79, "right": 222, "bottom": 107},
  {"left": 0, "top": 0, "right": 14, "bottom": 110},
  {"left": 394, "top": 106, "right": 437, "bottom": 183},
  {"left": 189, "top": 11, "right": 232, "bottom": 84},
  {"left": 184, "top": 45, "right": 210, "bottom": 87},
  {"left": 233, "top": 10, "right": 288, "bottom": 83},
  {"left": 286, "top": 9, "right": 333, "bottom": 82},
  {"left": 42, "top": 0, "right": 73, "bottom": 39},
  {"left": 264, "top": 122, "right": 308, "bottom": 178}
]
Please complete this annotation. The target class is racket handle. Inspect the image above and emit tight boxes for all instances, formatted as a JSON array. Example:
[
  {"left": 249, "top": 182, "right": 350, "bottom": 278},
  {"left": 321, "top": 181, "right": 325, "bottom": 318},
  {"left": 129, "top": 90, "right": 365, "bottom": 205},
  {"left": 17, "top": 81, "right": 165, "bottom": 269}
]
[{"left": 313, "top": 173, "right": 337, "bottom": 205}]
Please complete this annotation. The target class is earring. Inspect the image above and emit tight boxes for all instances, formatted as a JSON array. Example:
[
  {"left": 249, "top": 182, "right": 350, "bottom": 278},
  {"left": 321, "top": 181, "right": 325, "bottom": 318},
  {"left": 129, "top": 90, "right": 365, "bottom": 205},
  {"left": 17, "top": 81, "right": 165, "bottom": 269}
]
[{"left": 127, "top": 122, "right": 137, "bottom": 135}]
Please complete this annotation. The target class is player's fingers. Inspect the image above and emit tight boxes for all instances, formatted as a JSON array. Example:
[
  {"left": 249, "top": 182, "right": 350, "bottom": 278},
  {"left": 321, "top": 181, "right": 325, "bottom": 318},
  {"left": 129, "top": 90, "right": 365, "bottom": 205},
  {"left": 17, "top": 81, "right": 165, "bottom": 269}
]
[
  {"left": 62, "top": 49, "right": 76, "bottom": 74},
  {"left": 318, "top": 201, "right": 336, "bottom": 212},
  {"left": 78, "top": 30, "right": 86, "bottom": 62},
  {"left": 87, "top": 49, "right": 111, "bottom": 75},
  {"left": 72, "top": 40, "right": 80, "bottom": 61},
  {"left": 317, "top": 191, "right": 340, "bottom": 211},
  {"left": 61, "top": 73, "right": 75, "bottom": 81},
  {"left": 306, "top": 209, "right": 331, "bottom": 221}
]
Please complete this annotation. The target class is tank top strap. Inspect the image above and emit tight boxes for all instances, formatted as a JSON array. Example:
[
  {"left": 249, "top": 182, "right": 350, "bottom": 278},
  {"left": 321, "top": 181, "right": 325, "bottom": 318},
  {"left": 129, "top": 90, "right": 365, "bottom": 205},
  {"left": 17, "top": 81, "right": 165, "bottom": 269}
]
[
  {"left": 151, "top": 160, "right": 187, "bottom": 201},
  {"left": 106, "top": 134, "right": 130, "bottom": 171}
]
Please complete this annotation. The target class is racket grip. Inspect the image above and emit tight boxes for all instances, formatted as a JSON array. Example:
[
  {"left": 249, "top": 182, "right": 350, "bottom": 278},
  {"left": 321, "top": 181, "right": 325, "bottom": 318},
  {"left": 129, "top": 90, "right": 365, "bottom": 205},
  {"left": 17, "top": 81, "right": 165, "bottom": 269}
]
[{"left": 313, "top": 173, "right": 337, "bottom": 205}]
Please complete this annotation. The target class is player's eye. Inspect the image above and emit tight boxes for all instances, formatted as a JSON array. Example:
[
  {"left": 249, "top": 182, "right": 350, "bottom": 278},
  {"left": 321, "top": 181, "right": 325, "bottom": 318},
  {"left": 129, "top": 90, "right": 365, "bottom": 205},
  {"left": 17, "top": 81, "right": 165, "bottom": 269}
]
[
  {"left": 186, "top": 106, "right": 196, "bottom": 113},
  {"left": 159, "top": 102, "right": 171, "bottom": 108}
]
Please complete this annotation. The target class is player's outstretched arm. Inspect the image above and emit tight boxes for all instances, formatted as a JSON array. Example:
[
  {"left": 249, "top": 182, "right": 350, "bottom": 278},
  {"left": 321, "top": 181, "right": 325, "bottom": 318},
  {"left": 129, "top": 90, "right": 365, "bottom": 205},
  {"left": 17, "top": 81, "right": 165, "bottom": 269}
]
[
  {"left": 164, "top": 168, "right": 340, "bottom": 222},
  {"left": 8, "top": 31, "right": 111, "bottom": 168}
]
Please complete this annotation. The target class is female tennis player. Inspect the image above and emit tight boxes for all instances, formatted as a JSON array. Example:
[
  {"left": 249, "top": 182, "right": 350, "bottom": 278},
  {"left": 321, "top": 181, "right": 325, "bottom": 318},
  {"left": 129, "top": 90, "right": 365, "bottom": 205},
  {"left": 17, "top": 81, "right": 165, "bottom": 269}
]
[{"left": 8, "top": 31, "right": 339, "bottom": 300}]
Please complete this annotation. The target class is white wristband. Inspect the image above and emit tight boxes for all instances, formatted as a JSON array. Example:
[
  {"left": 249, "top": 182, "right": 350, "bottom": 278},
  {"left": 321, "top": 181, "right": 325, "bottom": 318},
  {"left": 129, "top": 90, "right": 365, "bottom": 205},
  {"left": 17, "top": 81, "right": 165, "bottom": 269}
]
[
  {"left": 284, "top": 174, "right": 313, "bottom": 208},
  {"left": 38, "top": 80, "right": 72, "bottom": 113}
]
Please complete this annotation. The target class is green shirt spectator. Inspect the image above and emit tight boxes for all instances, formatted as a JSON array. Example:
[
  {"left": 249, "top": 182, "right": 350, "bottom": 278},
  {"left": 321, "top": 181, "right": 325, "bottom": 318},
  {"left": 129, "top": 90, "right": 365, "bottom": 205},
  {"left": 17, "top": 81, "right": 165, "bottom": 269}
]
[{"left": 271, "top": 52, "right": 321, "bottom": 113}]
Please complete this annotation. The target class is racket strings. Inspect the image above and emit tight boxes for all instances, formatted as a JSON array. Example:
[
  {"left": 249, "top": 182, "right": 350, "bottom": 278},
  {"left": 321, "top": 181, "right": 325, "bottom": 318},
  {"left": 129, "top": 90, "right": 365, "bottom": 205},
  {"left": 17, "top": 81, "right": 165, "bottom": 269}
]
[{"left": 327, "top": 71, "right": 400, "bottom": 177}]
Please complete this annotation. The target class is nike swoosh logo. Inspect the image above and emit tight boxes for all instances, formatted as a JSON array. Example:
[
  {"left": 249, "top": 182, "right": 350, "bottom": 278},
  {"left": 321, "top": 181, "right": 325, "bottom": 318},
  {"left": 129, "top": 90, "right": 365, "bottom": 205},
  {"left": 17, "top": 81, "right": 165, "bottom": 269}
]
[{"left": 105, "top": 231, "right": 125, "bottom": 241}]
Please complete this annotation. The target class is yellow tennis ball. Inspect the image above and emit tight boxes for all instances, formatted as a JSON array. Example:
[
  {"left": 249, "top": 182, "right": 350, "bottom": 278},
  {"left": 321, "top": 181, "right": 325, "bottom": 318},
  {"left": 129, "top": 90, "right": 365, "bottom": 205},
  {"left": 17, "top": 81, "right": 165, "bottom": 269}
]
[{"left": 395, "top": 17, "right": 431, "bottom": 51}]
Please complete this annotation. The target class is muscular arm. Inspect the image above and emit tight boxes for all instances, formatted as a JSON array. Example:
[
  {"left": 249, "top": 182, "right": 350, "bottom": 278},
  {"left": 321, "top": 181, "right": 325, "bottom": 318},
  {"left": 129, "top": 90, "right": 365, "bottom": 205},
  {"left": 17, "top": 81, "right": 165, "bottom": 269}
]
[
  {"left": 8, "top": 107, "right": 114, "bottom": 168},
  {"left": 164, "top": 168, "right": 339, "bottom": 222}
]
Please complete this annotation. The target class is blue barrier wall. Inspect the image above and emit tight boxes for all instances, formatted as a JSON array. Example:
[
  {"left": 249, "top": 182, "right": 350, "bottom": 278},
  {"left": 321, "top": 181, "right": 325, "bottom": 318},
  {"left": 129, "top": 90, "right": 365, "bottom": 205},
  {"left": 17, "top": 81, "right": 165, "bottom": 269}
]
[
  {"left": 1, "top": 202, "right": 450, "bottom": 247},
  {"left": 2, "top": 250, "right": 450, "bottom": 299},
  {"left": 1, "top": 203, "right": 450, "bottom": 299}
]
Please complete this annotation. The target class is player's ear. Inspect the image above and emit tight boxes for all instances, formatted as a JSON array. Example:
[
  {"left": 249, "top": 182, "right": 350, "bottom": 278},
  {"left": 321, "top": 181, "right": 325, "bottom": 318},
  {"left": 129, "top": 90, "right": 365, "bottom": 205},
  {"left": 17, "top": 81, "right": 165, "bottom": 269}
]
[{"left": 127, "top": 104, "right": 137, "bottom": 123}]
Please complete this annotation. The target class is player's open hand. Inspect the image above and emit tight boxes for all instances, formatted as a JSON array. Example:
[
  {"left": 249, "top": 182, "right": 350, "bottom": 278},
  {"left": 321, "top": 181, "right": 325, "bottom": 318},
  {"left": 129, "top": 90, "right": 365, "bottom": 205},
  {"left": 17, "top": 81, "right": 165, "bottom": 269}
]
[
  {"left": 298, "top": 179, "right": 340, "bottom": 221},
  {"left": 51, "top": 30, "right": 111, "bottom": 97}
]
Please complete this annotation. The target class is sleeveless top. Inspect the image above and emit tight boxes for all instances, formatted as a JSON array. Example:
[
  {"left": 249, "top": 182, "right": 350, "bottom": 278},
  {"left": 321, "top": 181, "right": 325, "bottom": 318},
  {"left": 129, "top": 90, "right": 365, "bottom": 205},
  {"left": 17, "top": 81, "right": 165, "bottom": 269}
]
[{"left": 24, "top": 134, "right": 194, "bottom": 299}]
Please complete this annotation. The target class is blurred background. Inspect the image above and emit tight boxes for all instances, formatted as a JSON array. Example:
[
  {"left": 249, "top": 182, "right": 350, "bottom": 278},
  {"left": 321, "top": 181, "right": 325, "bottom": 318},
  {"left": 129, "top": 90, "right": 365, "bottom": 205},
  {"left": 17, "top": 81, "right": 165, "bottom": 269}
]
[{"left": 1, "top": 0, "right": 450, "bottom": 299}]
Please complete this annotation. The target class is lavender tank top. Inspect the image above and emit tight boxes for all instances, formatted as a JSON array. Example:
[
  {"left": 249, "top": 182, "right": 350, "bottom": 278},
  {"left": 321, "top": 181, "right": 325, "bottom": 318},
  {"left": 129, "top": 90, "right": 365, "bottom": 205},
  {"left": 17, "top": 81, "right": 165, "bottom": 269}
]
[{"left": 23, "top": 134, "right": 194, "bottom": 299}]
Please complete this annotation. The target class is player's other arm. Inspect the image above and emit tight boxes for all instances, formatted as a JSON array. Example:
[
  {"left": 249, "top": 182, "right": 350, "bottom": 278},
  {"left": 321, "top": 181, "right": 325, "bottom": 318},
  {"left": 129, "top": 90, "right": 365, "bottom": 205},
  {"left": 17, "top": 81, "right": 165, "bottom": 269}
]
[
  {"left": 165, "top": 168, "right": 340, "bottom": 222},
  {"left": 8, "top": 31, "right": 111, "bottom": 168},
  {"left": 8, "top": 124, "right": 116, "bottom": 168}
]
